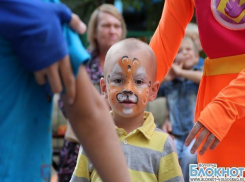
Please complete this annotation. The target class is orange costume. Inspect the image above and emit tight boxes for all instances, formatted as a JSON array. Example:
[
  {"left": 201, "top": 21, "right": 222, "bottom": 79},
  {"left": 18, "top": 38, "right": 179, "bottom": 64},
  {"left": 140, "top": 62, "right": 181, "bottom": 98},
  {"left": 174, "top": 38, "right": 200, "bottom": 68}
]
[{"left": 150, "top": 0, "right": 245, "bottom": 168}]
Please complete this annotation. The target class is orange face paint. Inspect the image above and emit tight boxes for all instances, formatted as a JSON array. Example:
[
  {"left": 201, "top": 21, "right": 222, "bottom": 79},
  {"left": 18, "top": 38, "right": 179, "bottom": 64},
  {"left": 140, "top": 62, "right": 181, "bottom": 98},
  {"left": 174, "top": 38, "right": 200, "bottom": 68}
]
[{"left": 107, "top": 55, "right": 151, "bottom": 116}]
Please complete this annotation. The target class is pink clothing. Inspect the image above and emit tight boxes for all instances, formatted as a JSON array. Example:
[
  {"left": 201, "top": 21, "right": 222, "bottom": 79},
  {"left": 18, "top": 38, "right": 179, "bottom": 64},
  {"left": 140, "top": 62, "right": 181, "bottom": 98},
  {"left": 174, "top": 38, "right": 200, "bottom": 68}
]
[{"left": 196, "top": 0, "right": 245, "bottom": 59}]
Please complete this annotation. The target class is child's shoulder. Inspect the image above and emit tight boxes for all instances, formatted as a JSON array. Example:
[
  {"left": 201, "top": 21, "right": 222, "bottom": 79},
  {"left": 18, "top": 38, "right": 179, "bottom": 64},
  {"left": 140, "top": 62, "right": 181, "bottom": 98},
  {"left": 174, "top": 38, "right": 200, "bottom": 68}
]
[
  {"left": 149, "top": 128, "right": 176, "bottom": 155},
  {"left": 154, "top": 127, "right": 169, "bottom": 137},
  {"left": 152, "top": 128, "right": 175, "bottom": 144}
]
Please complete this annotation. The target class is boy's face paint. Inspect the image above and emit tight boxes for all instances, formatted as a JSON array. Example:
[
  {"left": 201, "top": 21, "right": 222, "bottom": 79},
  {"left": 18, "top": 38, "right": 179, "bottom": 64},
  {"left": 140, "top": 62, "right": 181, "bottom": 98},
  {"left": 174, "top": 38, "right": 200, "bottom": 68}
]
[{"left": 107, "top": 55, "right": 151, "bottom": 117}]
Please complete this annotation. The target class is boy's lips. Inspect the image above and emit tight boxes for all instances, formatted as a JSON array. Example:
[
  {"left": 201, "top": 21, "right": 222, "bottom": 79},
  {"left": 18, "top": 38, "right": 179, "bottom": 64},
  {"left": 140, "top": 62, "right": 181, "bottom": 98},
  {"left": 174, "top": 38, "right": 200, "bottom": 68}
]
[
  {"left": 119, "top": 99, "right": 136, "bottom": 104},
  {"left": 119, "top": 100, "right": 136, "bottom": 108}
]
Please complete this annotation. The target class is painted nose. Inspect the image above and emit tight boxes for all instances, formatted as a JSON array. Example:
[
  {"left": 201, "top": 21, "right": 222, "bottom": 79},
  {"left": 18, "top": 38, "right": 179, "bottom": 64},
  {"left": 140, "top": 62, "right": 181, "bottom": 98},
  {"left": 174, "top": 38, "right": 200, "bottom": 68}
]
[
  {"left": 122, "top": 90, "right": 133, "bottom": 95},
  {"left": 124, "top": 79, "right": 134, "bottom": 91}
]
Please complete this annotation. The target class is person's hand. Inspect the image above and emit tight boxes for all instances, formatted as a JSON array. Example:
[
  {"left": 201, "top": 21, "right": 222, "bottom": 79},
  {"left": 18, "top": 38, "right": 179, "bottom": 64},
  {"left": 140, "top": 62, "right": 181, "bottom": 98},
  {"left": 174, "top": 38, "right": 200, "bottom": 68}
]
[
  {"left": 2, "top": 1, "right": 87, "bottom": 104},
  {"left": 162, "top": 118, "right": 174, "bottom": 139},
  {"left": 163, "top": 68, "right": 176, "bottom": 82},
  {"left": 185, "top": 121, "right": 220, "bottom": 155},
  {"left": 171, "top": 62, "right": 183, "bottom": 76},
  {"left": 34, "top": 55, "right": 76, "bottom": 104},
  {"left": 34, "top": 13, "right": 87, "bottom": 105},
  {"left": 69, "top": 14, "right": 87, "bottom": 34}
]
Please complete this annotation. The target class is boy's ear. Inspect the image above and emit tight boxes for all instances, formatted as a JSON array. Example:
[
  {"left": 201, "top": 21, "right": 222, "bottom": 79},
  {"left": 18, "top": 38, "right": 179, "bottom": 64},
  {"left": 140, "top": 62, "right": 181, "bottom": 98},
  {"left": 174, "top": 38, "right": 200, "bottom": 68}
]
[
  {"left": 148, "top": 81, "right": 160, "bottom": 102},
  {"left": 100, "top": 77, "right": 108, "bottom": 99}
]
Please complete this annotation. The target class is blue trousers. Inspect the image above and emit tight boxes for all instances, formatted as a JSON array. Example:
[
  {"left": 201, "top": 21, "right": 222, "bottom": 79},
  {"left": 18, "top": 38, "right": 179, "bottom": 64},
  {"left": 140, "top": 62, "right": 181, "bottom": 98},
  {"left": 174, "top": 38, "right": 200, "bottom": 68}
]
[{"left": 174, "top": 135, "right": 197, "bottom": 182}]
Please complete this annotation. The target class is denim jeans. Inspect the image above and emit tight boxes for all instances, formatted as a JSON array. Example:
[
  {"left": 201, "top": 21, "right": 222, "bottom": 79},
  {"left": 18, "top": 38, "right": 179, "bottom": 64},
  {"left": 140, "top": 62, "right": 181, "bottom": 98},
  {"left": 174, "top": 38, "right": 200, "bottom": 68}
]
[{"left": 174, "top": 135, "right": 197, "bottom": 182}]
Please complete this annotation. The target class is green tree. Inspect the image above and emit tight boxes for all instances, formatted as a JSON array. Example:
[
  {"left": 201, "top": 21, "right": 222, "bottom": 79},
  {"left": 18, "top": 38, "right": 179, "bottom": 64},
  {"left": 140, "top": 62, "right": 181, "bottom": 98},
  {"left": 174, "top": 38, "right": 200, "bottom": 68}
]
[{"left": 62, "top": 0, "right": 165, "bottom": 31}]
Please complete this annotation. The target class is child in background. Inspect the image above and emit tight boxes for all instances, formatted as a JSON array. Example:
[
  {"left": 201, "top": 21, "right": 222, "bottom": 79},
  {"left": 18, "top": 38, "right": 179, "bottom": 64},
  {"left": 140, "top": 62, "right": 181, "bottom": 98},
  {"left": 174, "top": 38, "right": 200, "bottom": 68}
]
[
  {"left": 185, "top": 23, "right": 205, "bottom": 67},
  {"left": 185, "top": 23, "right": 202, "bottom": 53},
  {"left": 70, "top": 38, "right": 184, "bottom": 182},
  {"left": 159, "top": 35, "right": 202, "bottom": 182}
]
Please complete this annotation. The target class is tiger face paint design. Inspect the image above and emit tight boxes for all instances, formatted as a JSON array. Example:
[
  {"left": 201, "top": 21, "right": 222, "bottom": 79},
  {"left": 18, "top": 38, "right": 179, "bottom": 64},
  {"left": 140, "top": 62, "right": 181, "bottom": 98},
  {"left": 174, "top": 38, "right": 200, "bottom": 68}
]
[{"left": 106, "top": 55, "right": 151, "bottom": 116}]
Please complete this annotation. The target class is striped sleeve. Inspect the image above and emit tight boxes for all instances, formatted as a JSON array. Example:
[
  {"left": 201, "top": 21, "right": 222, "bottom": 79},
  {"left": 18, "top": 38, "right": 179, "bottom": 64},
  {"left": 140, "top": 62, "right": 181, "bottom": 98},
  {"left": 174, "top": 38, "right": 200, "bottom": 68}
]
[
  {"left": 158, "top": 136, "right": 184, "bottom": 182},
  {"left": 149, "top": 0, "right": 194, "bottom": 82},
  {"left": 70, "top": 147, "right": 91, "bottom": 182}
]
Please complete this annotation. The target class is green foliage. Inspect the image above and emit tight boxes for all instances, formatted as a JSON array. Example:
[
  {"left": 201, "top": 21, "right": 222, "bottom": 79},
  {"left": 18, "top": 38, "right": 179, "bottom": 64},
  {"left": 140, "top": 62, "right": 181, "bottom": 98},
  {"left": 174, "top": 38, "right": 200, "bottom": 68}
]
[
  {"left": 61, "top": 0, "right": 102, "bottom": 24},
  {"left": 61, "top": 0, "right": 165, "bottom": 31},
  {"left": 122, "top": 0, "right": 165, "bottom": 31}
]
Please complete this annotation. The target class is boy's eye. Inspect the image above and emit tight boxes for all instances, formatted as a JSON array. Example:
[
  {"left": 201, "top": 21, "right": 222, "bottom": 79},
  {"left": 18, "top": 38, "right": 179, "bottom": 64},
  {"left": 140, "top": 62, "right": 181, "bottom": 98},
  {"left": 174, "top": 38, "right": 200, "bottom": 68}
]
[
  {"left": 114, "top": 79, "right": 123, "bottom": 83},
  {"left": 135, "top": 80, "right": 144, "bottom": 85}
]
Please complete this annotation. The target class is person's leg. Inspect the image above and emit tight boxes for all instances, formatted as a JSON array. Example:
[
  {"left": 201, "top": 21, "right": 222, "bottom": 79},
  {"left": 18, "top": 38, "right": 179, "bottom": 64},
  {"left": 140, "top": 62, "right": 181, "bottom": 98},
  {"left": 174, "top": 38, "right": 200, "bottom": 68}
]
[
  {"left": 180, "top": 137, "right": 197, "bottom": 182},
  {"left": 58, "top": 139, "right": 80, "bottom": 182},
  {"left": 173, "top": 136, "right": 183, "bottom": 161}
]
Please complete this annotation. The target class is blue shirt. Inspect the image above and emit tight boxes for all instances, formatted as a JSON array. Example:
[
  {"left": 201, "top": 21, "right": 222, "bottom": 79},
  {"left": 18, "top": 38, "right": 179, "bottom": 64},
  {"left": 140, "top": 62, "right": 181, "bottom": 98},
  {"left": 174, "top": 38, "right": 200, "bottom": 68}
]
[
  {"left": 198, "top": 57, "right": 205, "bottom": 67},
  {"left": 159, "top": 65, "right": 202, "bottom": 136},
  {"left": 0, "top": 0, "right": 90, "bottom": 181}
]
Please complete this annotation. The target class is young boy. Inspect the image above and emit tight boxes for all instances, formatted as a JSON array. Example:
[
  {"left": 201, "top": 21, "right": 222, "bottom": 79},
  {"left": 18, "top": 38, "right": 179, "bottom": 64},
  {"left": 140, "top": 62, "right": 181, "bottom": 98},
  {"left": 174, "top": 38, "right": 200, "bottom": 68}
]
[{"left": 70, "top": 38, "right": 183, "bottom": 182}]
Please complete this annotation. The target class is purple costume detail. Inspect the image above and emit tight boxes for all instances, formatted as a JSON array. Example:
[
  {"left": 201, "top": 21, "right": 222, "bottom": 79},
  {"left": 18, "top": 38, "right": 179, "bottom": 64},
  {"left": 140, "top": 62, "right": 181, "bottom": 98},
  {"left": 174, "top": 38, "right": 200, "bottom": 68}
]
[{"left": 214, "top": 0, "right": 245, "bottom": 24}]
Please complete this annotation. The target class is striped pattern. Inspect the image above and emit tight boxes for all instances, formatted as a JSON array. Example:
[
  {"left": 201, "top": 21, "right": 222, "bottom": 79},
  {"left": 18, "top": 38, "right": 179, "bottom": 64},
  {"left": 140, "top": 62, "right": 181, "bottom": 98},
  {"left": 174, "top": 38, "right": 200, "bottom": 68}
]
[
  {"left": 70, "top": 175, "right": 89, "bottom": 182},
  {"left": 70, "top": 112, "right": 183, "bottom": 182}
]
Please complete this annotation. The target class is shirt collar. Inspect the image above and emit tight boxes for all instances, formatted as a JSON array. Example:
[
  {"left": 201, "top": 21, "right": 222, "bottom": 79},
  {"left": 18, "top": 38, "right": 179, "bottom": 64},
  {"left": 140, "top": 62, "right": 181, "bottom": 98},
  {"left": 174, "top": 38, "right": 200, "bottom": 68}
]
[
  {"left": 138, "top": 111, "right": 156, "bottom": 140},
  {"left": 112, "top": 111, "right": 156, "bottom": 141}
]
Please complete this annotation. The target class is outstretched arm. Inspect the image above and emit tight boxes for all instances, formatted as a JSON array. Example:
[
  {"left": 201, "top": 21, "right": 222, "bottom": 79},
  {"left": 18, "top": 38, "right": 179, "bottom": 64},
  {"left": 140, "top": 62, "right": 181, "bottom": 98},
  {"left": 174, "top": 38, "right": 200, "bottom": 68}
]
[
  {"left": 149, "top": 0, "right": 195, "bottom": 82},
  {"left": 63, "top": 66, "right": 131, "bottom": 182}
]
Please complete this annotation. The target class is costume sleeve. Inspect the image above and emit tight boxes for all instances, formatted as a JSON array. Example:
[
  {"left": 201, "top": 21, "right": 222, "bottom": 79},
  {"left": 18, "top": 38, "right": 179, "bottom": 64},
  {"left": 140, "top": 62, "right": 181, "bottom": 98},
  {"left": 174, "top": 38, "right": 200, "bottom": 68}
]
[
  {"left": 149, "top": 0, "right": 195, "bottom": 82},
  {"left": 198, "top": 69, "right": 245, "bottom": 141},
  {"left": 158, "top": 136, "right": 184, "bottom": 182},
  {"left": 0, "top": 0, "right": 71, "bottom": 71},
  {"left": 70, "top": 147, "right": 91, "bottom": 182}
]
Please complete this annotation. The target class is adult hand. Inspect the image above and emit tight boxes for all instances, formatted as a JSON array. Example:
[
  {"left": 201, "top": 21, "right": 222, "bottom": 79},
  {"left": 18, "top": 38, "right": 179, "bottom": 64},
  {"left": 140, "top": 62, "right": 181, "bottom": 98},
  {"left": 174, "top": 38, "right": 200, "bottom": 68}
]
[
  {"left": 185, "top": 121, "right": 220, "bottom": 155},
  {"left": 69, "top": 14, "right": 87, "bottom": 34},
  {"left": 1, "top": 1, "right": 87, "bottom": 104},
  {"left": 34, "top": 55, "right": 76, "bottom": 104},
  {"left": 34, "top": 13, "right": 87, "bottom": 105}
]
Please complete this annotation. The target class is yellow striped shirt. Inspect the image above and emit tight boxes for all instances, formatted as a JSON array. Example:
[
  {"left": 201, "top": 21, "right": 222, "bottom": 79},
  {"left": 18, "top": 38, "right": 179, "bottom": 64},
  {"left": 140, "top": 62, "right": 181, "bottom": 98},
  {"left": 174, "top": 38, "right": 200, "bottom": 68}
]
[{"left": 71, "top": 111, "right": 183, "bottom": 182}]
